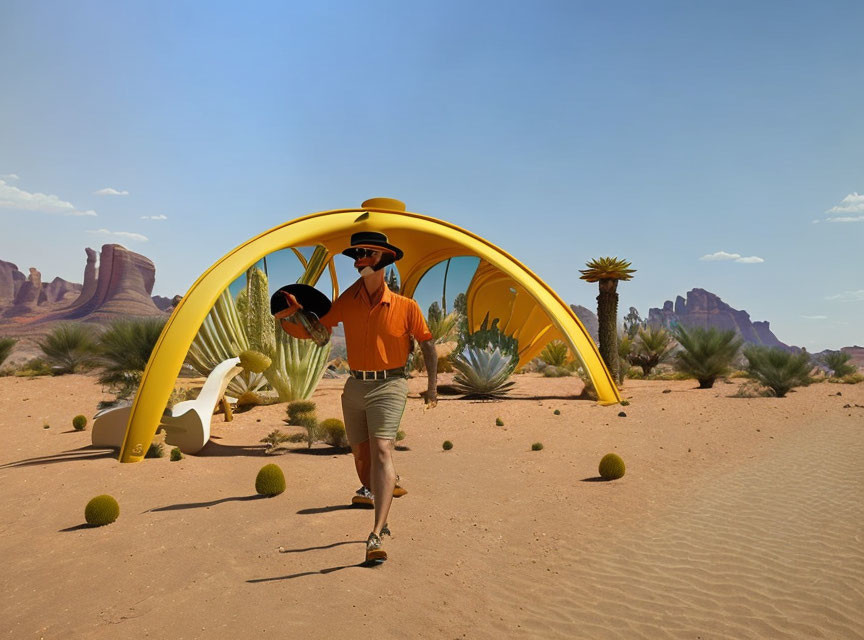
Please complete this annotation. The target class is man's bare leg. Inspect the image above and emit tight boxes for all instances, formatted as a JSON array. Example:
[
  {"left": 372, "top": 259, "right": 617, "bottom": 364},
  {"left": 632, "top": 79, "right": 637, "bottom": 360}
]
[
  {"left": 370, "top": 436, "right": 396, "bottom": 536},
  {"left": 351, "top": 439, "right": 371, "bottom": 488}
]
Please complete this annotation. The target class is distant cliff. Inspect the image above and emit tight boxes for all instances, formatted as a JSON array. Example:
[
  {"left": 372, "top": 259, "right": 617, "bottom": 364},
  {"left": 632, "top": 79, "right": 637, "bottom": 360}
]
[{"left": 648, "top": 288, "right": 788, "bottom": 349}]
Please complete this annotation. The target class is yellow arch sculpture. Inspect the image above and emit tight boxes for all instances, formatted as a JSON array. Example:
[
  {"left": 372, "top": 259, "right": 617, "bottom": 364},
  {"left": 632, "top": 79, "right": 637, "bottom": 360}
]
[{"left": 119, "top": 200, "right": 620, "bottom": 463}]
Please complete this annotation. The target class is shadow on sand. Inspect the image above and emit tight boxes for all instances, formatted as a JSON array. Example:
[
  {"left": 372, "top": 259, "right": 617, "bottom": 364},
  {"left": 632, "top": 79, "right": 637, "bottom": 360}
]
[
  {"left": 277, "top": 540, "right": 363, "bottom": 554},
  {"left": 580, "top": 476, "right": 612, "bottom": 482},
  {"left": 197, "top": 439, "right": 268, "bottom": 457},
  {"left": 147, "top": 494, "right": 265, "bottom": 512},
  {"left": 296, "top": 504, "right": 360, "bottom": 515},
  {"left": 0, "top": 445, "right": 117, "bottom": 469},
  {"left": 248, "top": 560, "right": 382, "bottom": 582}
]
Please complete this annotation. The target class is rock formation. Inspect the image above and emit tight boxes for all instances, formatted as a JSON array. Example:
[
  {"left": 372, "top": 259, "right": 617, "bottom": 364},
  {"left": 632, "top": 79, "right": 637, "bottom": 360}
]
[
  {"left": 2, "top": 268, "right": 43, "bottom": 317},
  {"left": 648, "top": 288, "right": 788, "bottom": 348},
  {"left": 0, "top": 260, "right": 26, "bottom": 305},
  {"left": 570, "top": 304, "right": 599, "bottom": 342}
]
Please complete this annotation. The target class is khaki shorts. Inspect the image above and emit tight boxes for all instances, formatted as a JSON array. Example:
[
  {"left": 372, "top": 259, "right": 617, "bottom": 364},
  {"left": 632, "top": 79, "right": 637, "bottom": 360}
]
[{"left": 341, "top": 376, "right": 409, "bottom": 445}]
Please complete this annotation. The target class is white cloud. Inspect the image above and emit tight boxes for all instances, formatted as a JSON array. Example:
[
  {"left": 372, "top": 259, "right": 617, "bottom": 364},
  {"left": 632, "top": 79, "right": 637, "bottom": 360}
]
[
  {"left": 87, "top": 228, "right": 148, "bottom": 242},
  {"left": 0, "top": 178, "right": 96, "bottom": 216},
  {"left": 0, "top": 173, "right": 19, "bottom": 181},
  {"left": 826, "top": 215, "right": 864, "bottom": 223},
  {"left": 801, "top": 315, "right": 828, "bottom": 320},
  {"left": 826, "top": 192, "right": 864, "bottom": 214},
  {"left": 94, "top": 187, "right": 130, "bottom": 196},
  {"left": 825, "top": 290, "right": 864, "bottom": 302},
  {"left": 140, "top": 214, "right": 167, "bottom": 220},
  {"left": 699, "top": 251, "right": 764, "bottom": 263}
]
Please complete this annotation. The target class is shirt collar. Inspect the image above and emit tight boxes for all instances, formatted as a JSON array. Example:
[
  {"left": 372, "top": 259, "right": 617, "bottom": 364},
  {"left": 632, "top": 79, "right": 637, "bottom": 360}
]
[{"left": 352, "top": 279, "right": 392, "bottom": 306}]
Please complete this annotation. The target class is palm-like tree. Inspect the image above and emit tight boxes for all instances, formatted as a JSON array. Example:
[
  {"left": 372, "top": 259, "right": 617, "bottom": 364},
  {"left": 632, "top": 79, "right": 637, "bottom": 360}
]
[
  {"left": 579, "top": 257, "right": 636, "bottom": 382},
  {"left": 629, "top": 326, "right": 676, "bottom": 376},
  {"left": 673, "top": 325, "right": 742, "bottom": 388},
  {"left": 821, "top": 351, "right": 856, "bottom": 378},
  {"left": 744, "top": 347, "right": 811, "bottom": 397}
]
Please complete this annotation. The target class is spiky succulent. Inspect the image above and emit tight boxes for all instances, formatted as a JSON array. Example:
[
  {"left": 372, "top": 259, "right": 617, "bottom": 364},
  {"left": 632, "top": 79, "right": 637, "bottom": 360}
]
[
  {"left": 540, "top": 340, "right": 569, "bottom": 367},
  {"left": 629, "top": 326, "right": 676, "bottom": 376},
  {"left": 744, "top": 347, "right": 812, "bottom": 398},
  {"left": 578, "top": 257, "right": 636, "bottom": 282},
  {"left": 673, "top": 325, "right": 742, "bottom": 389},
  {"left": 38, "top": 323, "right": 98, "bottom": 373},
  {"left": 451, "top": 346, "right": 516, "bottom": 398},
  {"left": 821, "top": 351, "right": 856, "bottom": 378}
]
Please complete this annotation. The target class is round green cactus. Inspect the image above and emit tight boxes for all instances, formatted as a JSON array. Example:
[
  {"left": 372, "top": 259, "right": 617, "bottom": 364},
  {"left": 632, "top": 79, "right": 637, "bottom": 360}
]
[
  {"left": 598, "top": 453, "right": 626, "bottom": 480},
  {"left": 239, "top": 349, "right": 271, "bottom": 373},
  {"left": 442, "top": 440, "right": 453, "bottom": 451},
  {"left": 531, "top": 442, "right": 544, "bottom": 451},
  {"left": 85, "top": 495, "right": 119, "bottom": 526},
  {"left": 255, "top": 463, "right": 286, "bottom": 496},
  {"left": 72, "top": 415, "right": 87, "bottom": 430}
]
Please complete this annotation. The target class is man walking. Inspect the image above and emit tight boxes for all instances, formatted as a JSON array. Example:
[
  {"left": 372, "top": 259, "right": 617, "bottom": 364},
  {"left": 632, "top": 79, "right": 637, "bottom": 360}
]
[{"left": 276, "top": 231, "right": 438, "bottom": 562}]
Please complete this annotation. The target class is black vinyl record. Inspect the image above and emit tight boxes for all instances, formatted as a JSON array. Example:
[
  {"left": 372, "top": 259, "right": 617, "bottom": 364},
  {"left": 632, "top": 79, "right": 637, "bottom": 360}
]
[{"left": 270, "top": 284, "right": 332, "bottom": 318}]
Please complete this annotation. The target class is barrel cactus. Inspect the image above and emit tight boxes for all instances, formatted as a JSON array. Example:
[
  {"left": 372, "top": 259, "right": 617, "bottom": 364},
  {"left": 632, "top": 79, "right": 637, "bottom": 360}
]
[
  {"left": 72, "top": 414, "right": 87, "bottom": 431},
  {"left": 255, "top": 463, "right": 286, "bottom": 496},
  {"left": 85, "top": 495, "right": 120, "bottom": 526},
  {"left": 319, "top": 418, "right": 348, "bottom": 448},
  {"left": 598, "top": 453, "right": 625, "bottom": 480},
  {"left": 239, "top": 349, "right": 271, "bottom": 374}
]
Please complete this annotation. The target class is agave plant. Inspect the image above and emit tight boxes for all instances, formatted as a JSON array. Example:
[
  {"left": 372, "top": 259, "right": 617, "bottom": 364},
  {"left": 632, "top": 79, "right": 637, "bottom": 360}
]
[
  {"left": 673, "top": 325, "right": 742, "bottom": 389},
  {"left": 744, "top": 347, "right": 812, "bottom": 397},
  {"left": 186, "top": 289, "right": 267, "bottom": 396},
  {"left": 186, "top": 247, "right": 332, "bottom": 401},
  {"left": 0, "top": 337, "right": 16, "bottom": 368},
  {"left": 579, "top": 257, "right": 636, "bottom": 382},
  {"left": 37, "top": 323, "right": 98, "bottom": 373},
  {"left": 629, "top": 326, "right": 676, "bottom": 376},
  {"left": 540, "top": 340, "right": 569, "bottom": 367},
  {"left": 96, "top": 317, "right": 167, "bottom": 399},
  {"left": 451, "top": 346, "right": 516, "bottom": 398},
  {"left": 821, "top": 351, "right": 856, "bottom": 378}
]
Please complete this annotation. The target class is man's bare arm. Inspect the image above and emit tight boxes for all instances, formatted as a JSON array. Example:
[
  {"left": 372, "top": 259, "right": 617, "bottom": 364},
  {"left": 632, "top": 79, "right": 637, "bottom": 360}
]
[{"left": 419, "top": 338, "right": 438, "bottom": 408}]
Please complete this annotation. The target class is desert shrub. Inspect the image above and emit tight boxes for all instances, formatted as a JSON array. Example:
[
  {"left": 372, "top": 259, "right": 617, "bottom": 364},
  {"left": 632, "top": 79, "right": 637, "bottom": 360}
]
[
  {"left": 553, "top": 409, "right": 560, "bottom": 415},
  {"left": 238, "top": 349, "right": 272, "bottom": 373},
  {"left": 628, "top": 326, "right": 676, "bottom": 376},
  {"left": 730, "top": 380, "right": 774, "bottom": 398},
  {"left": 673, "top": 326, "right": 742, "bottom": 389},
  {"left": 319, "top": 418, "right": 348, "bottom": 448},
  {"left": 255, "top": 463, "right": 286, "bottom": 496},
  {"left": 728, "top": 370, "right": 751, "bottom": 379},
  {"left": 442, "top": 440, "right": 453, "bottom": 450},
  {"left": 286, "top": 432, "right": 308, "bottom": 443},
  {"left": 531, "top": 442, "right": 544, "bottom": 451},
  {"left": 170, "top": 447, "right": 183, "bottom": 461},
  {"left": 648, "top": 371, "right": 693, "bottom": 381},
  {"left": 625, "top": 367, "right": 644, "bottom": 379},
  {"left": 85, "top": 495, "right": 119, "bottom": 526},
  {"left": 821, "top": 351, "right": 857, "bottom": 378},
  {"left": 743, "top": 347, "right": 811, "bottom": 398},
  {"left": 542, "top": 365, "right": 571, "bottom": 378},
  {"left": 260, "top": 429, "right": 293, "bottom": 454},
  {"left": 539, "top": 340, "right": 569, "bottom": 367},
  {"left": 0, "top": 337, "right": 16, "bottom": 368},
  {"left": 146, "top": 442, "right": 164, "bottom": 458},
  {"left": 828, "top": 372, "right": 864, "bottom": 384},
  {"left": 451, "top": 346, "right": 516, "bottom": 398},
  {"left": 287, "top": 400, "right": 316, "bottom": 423},
  {"left": 13, "top": 358, "right": 53, "bottom": 377},
  {"left": 38, "top": 323, "right": 98, "bottom": 373},
  {"left": 95, "top": 318, "right": 167, "bottom": 399},
  {"left": 598, "top": 453, "right": 625, "bottom": 480},
  {"left": 293, "top": 412, "right": 319, "bottom": 448},
  {"left": 72, "top": 415, "right": 87, "bottom": 431},
  {"left": 495, "top": 417, "right": 504, "bottom": 426}
]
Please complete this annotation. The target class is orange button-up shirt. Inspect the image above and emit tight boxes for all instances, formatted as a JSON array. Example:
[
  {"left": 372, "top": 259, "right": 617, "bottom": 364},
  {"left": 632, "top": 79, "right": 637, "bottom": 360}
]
[{"left": 281, "top": 279, "right": 433, "bottom": 371}]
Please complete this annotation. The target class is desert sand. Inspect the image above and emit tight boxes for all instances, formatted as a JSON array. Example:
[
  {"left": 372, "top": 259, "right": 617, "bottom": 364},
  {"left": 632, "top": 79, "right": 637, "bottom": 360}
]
[{"left": 1, "top": 373, "right": 862, "bottom": 639}]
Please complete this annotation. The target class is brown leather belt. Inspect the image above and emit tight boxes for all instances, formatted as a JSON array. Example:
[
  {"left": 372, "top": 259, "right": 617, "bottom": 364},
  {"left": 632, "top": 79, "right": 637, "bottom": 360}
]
[{"left": 349, "top": 368, "right": 406, "bottom": 380}]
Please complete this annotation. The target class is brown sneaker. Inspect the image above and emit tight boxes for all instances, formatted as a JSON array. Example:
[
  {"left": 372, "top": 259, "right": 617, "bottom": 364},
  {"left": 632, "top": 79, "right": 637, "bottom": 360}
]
[
  {"left": 365, "top": 532, "right": 387, "bottom": 562},
  {"left": 351, "top": 486, "right": 374, "bottom": 506},
  {"left": 392, "top": 475, "right": 407, "bottom": 498}
]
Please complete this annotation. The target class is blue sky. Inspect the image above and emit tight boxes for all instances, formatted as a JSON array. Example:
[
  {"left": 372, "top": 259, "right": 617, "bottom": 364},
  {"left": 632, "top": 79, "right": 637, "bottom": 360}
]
[{"left": 1, "top": 1, "right": 862, "bottom": 350}]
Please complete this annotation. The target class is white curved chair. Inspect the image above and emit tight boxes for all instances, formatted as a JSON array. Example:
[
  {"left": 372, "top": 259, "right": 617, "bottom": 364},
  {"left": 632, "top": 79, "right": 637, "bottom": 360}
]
[
  {"left": 91, "top": 357, "right": 243, "bottom": 453},
  {"left": 160, "top": 357, "right": 243, "bottom": 454}
]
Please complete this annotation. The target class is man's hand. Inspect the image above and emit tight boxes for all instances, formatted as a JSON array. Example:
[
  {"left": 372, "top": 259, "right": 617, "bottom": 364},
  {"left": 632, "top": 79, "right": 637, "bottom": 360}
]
[
  {"left": 274, "top": 292, "right": 302, "bottom": 321},
  {"left": 422, "top": 388, "right": 438, "bottom": 410}
]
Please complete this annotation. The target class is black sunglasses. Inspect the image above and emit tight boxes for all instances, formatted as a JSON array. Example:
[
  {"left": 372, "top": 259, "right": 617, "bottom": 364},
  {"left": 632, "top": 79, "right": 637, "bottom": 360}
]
[{"left": 353, "top": 248, "right": 382, "bottom": 258}]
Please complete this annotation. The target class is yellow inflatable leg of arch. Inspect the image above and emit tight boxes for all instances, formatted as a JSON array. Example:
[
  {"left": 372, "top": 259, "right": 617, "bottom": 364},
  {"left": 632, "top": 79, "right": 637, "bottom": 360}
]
[{"left": 119, "top": 205, "right": 620, "bottom": 463}]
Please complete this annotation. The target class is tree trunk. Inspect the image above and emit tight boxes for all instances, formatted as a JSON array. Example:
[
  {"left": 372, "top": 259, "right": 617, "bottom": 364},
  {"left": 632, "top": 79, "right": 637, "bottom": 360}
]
[{"left": 596, "top": 279, "right": 619, "bottom": 383}]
